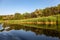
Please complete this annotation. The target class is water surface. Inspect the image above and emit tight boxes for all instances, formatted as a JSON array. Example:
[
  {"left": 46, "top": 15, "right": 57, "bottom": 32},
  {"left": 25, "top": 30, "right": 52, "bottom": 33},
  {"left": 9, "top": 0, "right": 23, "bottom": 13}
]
[{"left": 0, "top": 24, "right": 60, "bottom": 40}]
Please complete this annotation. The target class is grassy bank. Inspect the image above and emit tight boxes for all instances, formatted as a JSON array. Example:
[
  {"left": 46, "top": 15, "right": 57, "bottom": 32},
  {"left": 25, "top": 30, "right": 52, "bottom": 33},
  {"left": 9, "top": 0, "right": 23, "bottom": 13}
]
[
  {"left": 0, "top": 14, "right": 60, "bottom": 31},
  {"left": 3, "top": 14, "right": 60, "bottom": 24}
]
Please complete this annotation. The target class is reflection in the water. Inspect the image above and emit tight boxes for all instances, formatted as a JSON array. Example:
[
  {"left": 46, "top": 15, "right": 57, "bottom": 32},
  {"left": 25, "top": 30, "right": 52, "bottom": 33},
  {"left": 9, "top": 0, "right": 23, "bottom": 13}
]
[
  {"left": 0, "top": 30, "right": 60, "bottom": 40},
  {"left": 0, "top": 24, "right": 60, "bottom": 40},
  {"left": 0, "top": 24, "right": 3, "bottom": 30}
]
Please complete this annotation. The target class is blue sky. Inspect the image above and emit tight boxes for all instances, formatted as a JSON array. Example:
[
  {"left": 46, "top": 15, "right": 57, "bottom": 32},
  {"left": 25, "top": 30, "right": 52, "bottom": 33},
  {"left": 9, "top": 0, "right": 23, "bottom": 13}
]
[{"left": 0, "top": 0, "right": 60, "bottom": 15}]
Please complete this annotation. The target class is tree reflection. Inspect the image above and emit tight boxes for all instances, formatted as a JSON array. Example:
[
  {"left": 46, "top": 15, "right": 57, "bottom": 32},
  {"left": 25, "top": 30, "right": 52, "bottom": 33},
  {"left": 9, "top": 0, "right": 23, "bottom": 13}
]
[{"left": 1, "top": 24, "right": 60, "bottom": 38}]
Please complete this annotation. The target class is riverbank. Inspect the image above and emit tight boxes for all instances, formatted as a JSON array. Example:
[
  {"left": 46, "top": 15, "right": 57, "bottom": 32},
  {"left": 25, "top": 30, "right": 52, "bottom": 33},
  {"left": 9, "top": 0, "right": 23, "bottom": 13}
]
[
  {"left": 0, "top": 14, "right": 60, "bottom": 31},
  {"left": 3, "top": 14, "right": 60, "bottom": 24}
]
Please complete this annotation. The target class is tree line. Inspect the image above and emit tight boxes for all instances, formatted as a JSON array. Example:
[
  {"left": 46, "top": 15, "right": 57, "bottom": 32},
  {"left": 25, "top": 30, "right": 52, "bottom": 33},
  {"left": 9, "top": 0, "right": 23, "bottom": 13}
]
[{"left": 0, "top": 4, "right": 60, "bottom": 20}]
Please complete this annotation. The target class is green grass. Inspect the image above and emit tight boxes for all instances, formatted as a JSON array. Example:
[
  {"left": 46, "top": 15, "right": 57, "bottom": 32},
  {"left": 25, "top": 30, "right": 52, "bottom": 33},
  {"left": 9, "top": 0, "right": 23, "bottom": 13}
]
[
  {"left": 0, "top": 14, "right": 59, "bottom": 25},
  {"left": 14, "top": 14, "right": 59, "bottom": 22},
  {"left": 0, "top": 20, "right": 4, "bottom": 23}
]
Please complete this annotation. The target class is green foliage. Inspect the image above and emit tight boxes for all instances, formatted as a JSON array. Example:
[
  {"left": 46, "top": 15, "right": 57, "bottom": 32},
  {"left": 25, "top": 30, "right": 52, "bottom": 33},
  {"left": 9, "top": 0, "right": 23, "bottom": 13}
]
[
  {"left": 0, "top": 16, "right": 2, "bottom": 20},
  {"left": 14, "top": 13, "right": 24, "bottom": 20},
  {"left": 23, "top": 12, "right": 31, "bottom": 19}
]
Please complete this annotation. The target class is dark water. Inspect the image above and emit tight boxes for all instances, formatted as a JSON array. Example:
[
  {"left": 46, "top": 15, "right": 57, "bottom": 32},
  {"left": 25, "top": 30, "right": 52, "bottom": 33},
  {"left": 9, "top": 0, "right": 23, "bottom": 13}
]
[{"left": 0, "top": 24, "right": 60, "bottom": 40}]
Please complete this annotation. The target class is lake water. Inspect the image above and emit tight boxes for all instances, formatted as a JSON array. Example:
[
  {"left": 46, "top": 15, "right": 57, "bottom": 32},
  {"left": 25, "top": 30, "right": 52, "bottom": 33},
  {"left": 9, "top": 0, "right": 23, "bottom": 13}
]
[{"left": 0, "top": 24, "right": 60, "bottom": 40}]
